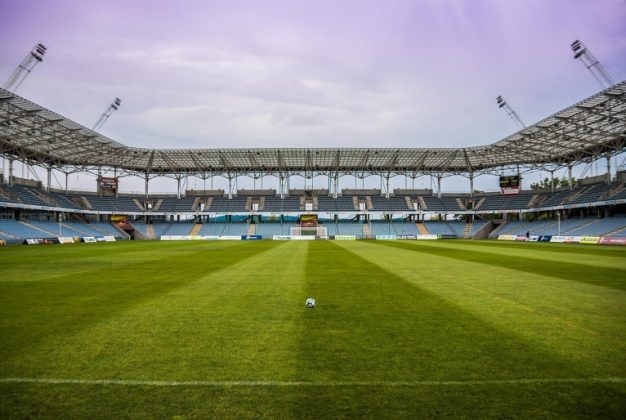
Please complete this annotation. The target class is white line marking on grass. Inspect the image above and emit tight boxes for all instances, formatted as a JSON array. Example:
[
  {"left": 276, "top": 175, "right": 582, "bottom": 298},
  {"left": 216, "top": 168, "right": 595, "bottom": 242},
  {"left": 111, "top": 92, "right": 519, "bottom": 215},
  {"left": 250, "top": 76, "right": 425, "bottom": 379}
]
[{"left": 1, "top": 377, "right": 624, "bottom": 387}]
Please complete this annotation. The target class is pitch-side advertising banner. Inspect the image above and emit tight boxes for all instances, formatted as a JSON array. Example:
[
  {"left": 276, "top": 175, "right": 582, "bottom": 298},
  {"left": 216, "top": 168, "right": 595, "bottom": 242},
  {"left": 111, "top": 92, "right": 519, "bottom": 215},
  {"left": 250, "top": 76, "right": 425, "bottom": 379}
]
[
  {"left": 58, "top": 237, "right": 75, "bottom": 244},
  {"left": 376, "top": 235, "right": 397, "bottom": 240},
  {"left": 497, "top": 235, "right": 518, "bottom": 241},
  {"left": 0, "top": 239, "right": 5, "bottom": 247},
  {"left": 272, "top": 235, "right": 292, "bottom": 240},
  {"left": 598, "top": 237, "right": 626, "bottom": 246},
  {"left": 291, "top": 235, "right": 316, "bottom": 240},
  {"left": 103, "top": 236, "right": 116, "bottom": 242},
  {"left": 334, "top": 235, "right": 357, "bottom": 240},
  {"left": 579, "top": 236, "right": 601, "bottom": 245},
  {"left": 83, "top": 237, "right": 97, "bottom": 243},
  {"left": 24, "top": 238, "right": 59, "bottom": 245},
  {"left": 218, "top": 235, "right": 243, "bottom": 240},
  {"left": 550, "top": 236, "right": 582, "bottom": 243},
  {"left": 416, "top": 234, "right": 439, "bottom": 240}
]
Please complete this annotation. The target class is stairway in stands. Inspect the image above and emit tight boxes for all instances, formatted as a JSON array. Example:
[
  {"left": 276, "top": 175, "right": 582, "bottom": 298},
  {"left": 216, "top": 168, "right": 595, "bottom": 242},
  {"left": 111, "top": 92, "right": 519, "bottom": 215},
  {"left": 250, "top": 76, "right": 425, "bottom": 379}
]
[
  {"left": 416, "top": 222, "right": 429, "bottom": 235},
  {"left": 463, "top": 223, "right": 472, "bottom": 239},
  {"left": 247, "top": 224, "right": 256, "bottom": 235},
  {"left": 19, "top": 221, "right": 55, "bottom": 237},
  {"left": 147, "top": 224, "right": 156, "bottom": 239},
  {"left": 417, "top": 196, "right": 427, "bottom": 210},
  {"left": 133, "top": 198, "right": 145, "bottom": 211},
  {"left": 78, "top": 196, "right": 92, "bottom": 209},
  {"left": 0, "top": 229, "right": 17, "bottom": 240},
  {"left": 190, "top": 224, "right": 202, "bottom": 236},
  {"left": 605, "top": 225, "right": 626, "bottom": 237},
  {"left": 362, "top": 223, "right": 371, "bottom": 236}
]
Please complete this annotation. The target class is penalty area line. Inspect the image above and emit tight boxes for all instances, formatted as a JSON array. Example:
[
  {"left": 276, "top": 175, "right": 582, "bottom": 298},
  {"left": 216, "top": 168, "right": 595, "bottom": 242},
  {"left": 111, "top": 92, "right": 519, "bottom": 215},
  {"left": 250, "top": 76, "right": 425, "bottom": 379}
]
[{"left": 1, "top": 377, "right": 624, "bottom": 387}]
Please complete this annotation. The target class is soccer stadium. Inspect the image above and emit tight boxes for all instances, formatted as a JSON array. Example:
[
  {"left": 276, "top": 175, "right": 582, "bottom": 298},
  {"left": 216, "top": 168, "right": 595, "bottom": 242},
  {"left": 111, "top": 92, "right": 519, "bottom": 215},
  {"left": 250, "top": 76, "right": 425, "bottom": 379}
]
[{"left": 1, "top": 1, "right": 626, "bottom": 418}]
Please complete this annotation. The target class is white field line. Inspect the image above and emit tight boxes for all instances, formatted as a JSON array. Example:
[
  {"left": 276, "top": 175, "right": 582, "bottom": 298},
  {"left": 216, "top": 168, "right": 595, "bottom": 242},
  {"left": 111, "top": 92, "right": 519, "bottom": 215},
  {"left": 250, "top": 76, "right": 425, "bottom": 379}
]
[{"left": 1, "top": 377, "right": 624, "bottom": 387}]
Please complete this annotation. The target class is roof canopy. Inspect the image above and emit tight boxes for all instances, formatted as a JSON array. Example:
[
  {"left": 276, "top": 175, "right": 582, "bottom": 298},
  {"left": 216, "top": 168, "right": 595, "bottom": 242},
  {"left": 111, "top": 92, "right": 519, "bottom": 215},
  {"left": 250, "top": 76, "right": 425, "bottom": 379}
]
[{"left": 1, "top": 81, "right": 625, "bottom": 178}]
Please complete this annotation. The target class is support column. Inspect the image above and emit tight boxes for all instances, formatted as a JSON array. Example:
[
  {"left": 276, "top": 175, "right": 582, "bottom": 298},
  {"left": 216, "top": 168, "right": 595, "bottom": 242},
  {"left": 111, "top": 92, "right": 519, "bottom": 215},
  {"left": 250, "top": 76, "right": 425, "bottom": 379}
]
[
  {"left": 550, "top": 170, "right": 555, "bottom": 192},
  {"left": 437, "top": 175, "right": 442, "bottom": 198},
  {"left": 469, "top": 173, "right": 474, "bottom": 199},
  {"left": 333, "top": 175, "right": 338, "bottom": 199},
  {"left": 46, "top": 166, "right": 52, "bottom": 192},
  {"left": 568, "top": 164, "right": 573, "bottom": 191},
  {"left": 114, "top": 168, "right": 118, "bottom": 198},
  {"left": 8, "top": 159, "right": 14, "bottom": 186},
  {"left": 176, "top": 177, "right": 181, "bottom": 199},
  {"left": 279, "top": 175, "right": 285, "bottom": 199},
  {"left": 144, "top": 174, "right": 150, "bottom": 202},
  {"left": 606, "top": 156, "right": 612, "bottom": 185},
  {"left": 228, "top": 175, "right": 233, "bottom": 199},
  {"left": 385, "top": 175, "right": 390, "bottom": 199},
  {"left": 65, "top": 172, "right": 69, "bottom": 195}
]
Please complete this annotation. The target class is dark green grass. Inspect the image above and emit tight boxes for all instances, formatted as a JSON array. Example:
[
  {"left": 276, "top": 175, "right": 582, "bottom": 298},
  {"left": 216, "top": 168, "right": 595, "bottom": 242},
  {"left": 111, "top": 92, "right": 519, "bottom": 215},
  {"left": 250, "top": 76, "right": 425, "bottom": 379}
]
[{"left": 0, "top": 240, "right": 625, "bottom": 418}]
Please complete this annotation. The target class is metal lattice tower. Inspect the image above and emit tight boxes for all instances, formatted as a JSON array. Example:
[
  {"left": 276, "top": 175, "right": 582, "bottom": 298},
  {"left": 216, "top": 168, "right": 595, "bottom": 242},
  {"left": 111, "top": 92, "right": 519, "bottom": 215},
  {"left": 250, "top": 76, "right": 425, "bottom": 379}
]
[
  {"left": 496, "top": 95, "right": 526, "bottom": 129},
  {"left": 571, "top": 40, "right": 615, "bottom": 88},
  {"left": 3, "top": 43, "right": 47, "bottom": 93},
  {"left": 93, "top": 98, "right": 122, "bottom": 130}
]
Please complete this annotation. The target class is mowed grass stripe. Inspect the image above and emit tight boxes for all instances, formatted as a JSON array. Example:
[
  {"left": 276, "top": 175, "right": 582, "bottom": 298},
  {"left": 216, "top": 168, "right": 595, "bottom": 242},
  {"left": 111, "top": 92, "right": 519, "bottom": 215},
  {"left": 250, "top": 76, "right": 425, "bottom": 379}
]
[
  {"left": 372, "top": 239, "right": 626, "bottom": 290},
  {"left": 0, "top": 240, "right": 281, "bottom": 371},
  {"left": 2, "top": 241, "right": 308, "bottom": 382},
  {"left": 454, "top": 238, "right": 626, "bottom": 257},
  {"left": 338, "top": 240, "right": 626, "bottom": 376},
  {"left": 411, "top": 239, "right": 626, "bottom": 270},
  {"left": 2, "top": 376, "right": 624, "bottom": 386},
  {"left": 0, "top": 240, "right": 229, "bottom": 283},
  {"left": 293, "top": 241, "right": 585, "bottom": 383}
]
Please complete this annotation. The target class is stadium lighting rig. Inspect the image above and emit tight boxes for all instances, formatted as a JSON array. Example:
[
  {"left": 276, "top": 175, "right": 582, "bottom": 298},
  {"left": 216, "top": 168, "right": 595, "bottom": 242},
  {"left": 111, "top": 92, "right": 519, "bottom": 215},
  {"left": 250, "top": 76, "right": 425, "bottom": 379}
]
[
  {"left": 496, "top": 95, "right": 526, "bottom": 129},
  {"left": 571, "top": 40, "right": 615, "bottom": 89},
  {"left": 93, "top": 97, "right": 122, "bottom": 130},
  {"left": 2, "top": 43, "right": 47, "bottom": 93}
]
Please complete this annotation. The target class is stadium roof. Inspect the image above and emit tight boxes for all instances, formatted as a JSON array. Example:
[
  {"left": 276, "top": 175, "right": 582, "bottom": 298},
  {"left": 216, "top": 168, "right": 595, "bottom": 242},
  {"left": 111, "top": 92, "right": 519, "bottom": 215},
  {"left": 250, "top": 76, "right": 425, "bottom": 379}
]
[{"left": 1, "top": 81, "right": 625, "bottom": 178}]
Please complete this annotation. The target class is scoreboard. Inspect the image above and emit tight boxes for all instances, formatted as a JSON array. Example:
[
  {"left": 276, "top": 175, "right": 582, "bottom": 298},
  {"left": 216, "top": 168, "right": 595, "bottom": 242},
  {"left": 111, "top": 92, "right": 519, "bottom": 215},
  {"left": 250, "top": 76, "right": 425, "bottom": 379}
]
[
  {"left": 98, "top": 176, "right": 118, "bottom": 190},
  {"left": 499, "top": 175, "right": 521, "bottom": 195},
  {"left": 300, "top": 214, "right": 318, "bottom": 227}
]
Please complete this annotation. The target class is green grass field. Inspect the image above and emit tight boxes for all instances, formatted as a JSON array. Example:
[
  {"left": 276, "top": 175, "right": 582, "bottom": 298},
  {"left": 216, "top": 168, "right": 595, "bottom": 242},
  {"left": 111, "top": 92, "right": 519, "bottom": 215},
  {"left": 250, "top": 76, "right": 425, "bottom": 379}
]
[{"left": 1, "top": 239, "right": 625, "bottom": 418}]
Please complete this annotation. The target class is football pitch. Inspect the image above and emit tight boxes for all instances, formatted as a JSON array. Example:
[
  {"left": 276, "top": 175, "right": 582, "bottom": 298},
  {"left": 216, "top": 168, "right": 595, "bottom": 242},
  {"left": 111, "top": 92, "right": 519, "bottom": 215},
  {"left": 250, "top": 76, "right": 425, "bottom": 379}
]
[{"left": 1, "top": 239, "right": 625, "bottom": 418}]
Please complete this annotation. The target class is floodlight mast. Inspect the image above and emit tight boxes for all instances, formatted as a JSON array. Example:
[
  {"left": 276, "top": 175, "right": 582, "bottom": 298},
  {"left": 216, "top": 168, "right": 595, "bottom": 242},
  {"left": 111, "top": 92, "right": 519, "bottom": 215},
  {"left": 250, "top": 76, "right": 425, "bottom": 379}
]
[
  {"left": 496, "top": 95, "right": 526, "bottom": 129},
  {"left": 3, "top": 43, "right": 47, "bottom": 93},
  {"left": 93, "top": 98, "right": 122, "bottom": 130},
  {"left": 571, "top": 40, "right": 614, "bottom": 88}
]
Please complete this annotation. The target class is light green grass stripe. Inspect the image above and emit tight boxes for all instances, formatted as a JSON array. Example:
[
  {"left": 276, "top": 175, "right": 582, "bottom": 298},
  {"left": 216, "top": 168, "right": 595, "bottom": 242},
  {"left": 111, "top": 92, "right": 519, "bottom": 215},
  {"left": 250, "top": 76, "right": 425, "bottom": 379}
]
[{"left": 1, "top": 377, "right": 624, "bottom": 387}]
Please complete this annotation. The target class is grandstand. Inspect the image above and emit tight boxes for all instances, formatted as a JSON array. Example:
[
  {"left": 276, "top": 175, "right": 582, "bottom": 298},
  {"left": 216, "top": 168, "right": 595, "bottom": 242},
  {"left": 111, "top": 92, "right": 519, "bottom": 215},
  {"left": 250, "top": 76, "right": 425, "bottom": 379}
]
[{"left": 0, "top": 82, "right": 625, "bottom": 244}]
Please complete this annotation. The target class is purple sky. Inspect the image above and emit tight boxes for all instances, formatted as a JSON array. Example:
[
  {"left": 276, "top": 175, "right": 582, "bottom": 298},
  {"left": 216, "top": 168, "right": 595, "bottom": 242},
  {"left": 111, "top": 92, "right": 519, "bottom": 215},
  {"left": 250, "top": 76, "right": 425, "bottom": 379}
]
[{"left": 1, "top": 0, "right": 625, "bottom": 193}]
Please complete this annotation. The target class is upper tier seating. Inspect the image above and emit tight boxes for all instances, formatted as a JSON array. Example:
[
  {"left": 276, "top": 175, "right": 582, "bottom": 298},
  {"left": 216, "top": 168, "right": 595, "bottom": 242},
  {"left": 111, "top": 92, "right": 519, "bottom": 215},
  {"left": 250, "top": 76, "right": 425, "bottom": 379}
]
[
  {"left": 262, "top": 196, "right": 301, "bottom": 212},
  {"left": 208, "top": 196, "right": 248, "bottom": 212},
  {"left": 158, "top": 197, "right": 196, "bottom": 212},
  {"left": 82, "top": 196, "right": 142, "bottom": 212}
]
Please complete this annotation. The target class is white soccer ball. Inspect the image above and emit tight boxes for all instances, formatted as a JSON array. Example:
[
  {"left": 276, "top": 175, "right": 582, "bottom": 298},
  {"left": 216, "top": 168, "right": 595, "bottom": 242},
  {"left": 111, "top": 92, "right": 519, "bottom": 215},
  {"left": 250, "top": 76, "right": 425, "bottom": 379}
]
[{"left": 305, "top": 297, "right": 316, "bottom": 308}]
